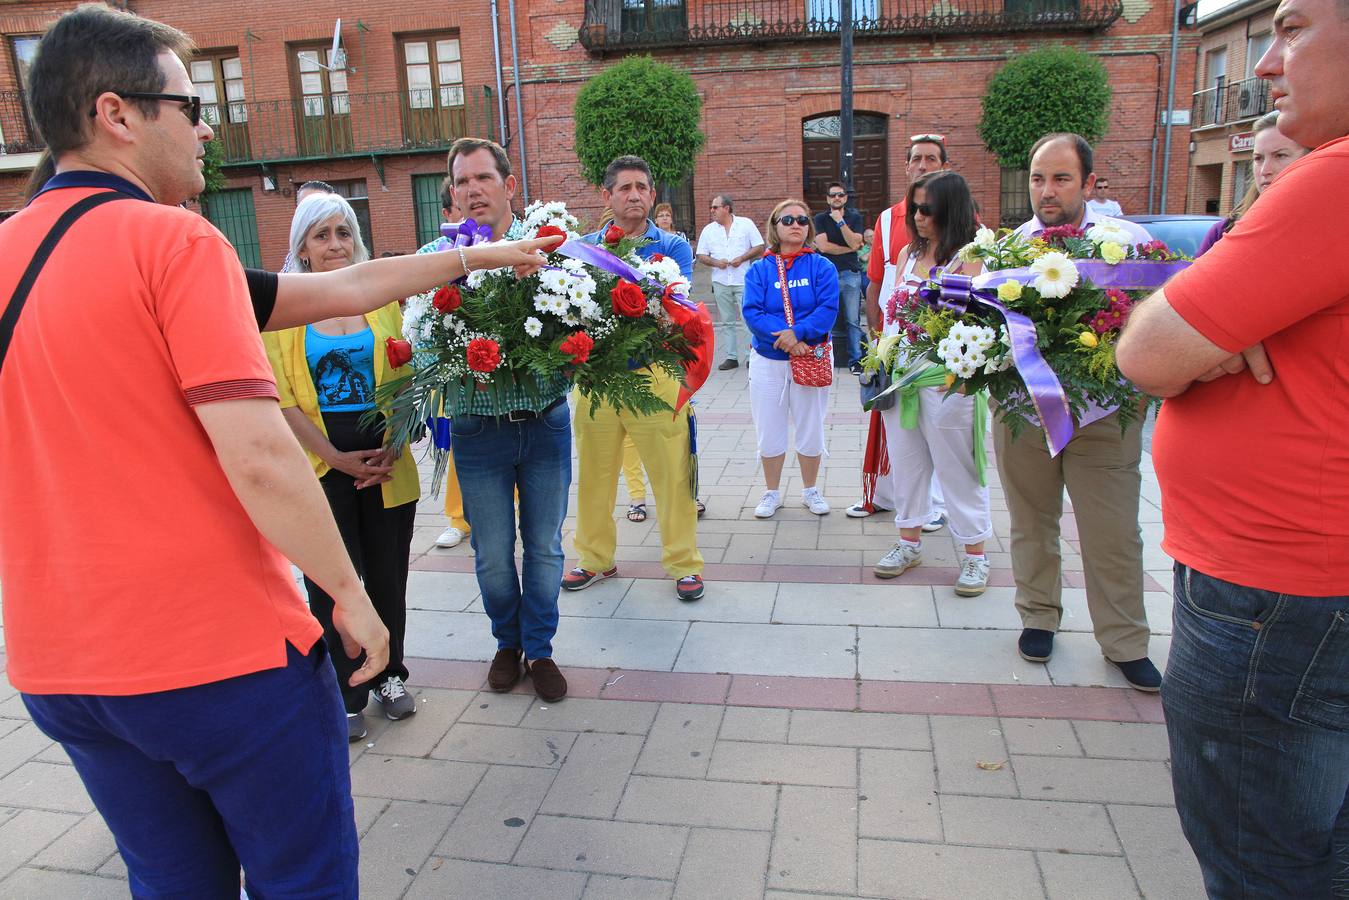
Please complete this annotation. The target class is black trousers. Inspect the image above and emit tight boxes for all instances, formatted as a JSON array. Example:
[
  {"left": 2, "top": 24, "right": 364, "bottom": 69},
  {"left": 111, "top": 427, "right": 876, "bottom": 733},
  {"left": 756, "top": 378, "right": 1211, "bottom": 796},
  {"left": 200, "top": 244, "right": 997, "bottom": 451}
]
[{"left": 303, "top": 411, "right": 416, "bottom": 714}]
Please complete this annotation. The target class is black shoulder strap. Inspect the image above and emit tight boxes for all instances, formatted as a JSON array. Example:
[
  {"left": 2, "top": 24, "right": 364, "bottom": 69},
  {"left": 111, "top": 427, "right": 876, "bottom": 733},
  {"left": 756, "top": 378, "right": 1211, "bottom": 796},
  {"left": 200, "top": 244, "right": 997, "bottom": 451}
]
[{"left": 0, "top": 191, "right": 135, "bottom": 375}]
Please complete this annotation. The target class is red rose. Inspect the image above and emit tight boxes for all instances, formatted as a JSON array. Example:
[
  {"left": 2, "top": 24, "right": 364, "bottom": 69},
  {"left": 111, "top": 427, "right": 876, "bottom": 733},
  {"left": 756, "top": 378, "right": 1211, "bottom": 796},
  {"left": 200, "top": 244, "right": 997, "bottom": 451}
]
[
  {"left": 466, "top": 337, "right": 502, "bottom": 373},
  {"left": 651, "top": 253, "right": 665, "bottom": 262},
  {"left": 385, "top": 337, "right": 413, "bottom": 369},
  {"left": 432, "top": 284, "right": 462, "bottom": 313},
  {"left": 535, "top": 224, "right": 567, "bottom": 243},
  {"left": 610, "top": 279, "right": 647, "bottom": 317},
  {"left": 559, "top": 331, "right": 594, "bottom": 365},
  {"left": 681, "top": 318, "right": 706, "bottom": 347},
  {"left": 603, "top": 224, "right": 625, "bottom": 245}
]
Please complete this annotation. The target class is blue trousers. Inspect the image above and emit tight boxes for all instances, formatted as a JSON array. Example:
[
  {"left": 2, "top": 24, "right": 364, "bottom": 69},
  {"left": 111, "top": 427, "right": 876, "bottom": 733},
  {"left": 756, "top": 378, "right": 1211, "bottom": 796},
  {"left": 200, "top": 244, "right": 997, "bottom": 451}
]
[
  {"left": 837, "top": 269, "right": 864, "bottom": 366},
  {"left": 451, "top": 399, "right": 572, "bottom": 660},
  {"left": 1163, "top": 563, "right": 1349, "bottom": 898},
  {"left": 23, "top": 641, "right": 357, "bottom": 900}
]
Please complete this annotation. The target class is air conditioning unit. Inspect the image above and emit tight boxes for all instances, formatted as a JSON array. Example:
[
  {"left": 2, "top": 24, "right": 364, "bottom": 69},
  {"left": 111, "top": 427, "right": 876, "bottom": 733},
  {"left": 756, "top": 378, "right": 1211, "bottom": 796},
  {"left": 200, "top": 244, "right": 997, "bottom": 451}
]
[{"left": 1236, "top": 85, "right": 1262, "bottom": 118}]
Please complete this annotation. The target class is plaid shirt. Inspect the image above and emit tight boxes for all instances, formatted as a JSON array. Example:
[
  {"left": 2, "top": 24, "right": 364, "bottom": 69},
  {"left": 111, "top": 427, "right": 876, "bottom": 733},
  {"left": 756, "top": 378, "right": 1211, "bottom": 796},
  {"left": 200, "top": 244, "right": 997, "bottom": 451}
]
[{"left": 417, "top": 218, "right": 569, "bottom": 417}]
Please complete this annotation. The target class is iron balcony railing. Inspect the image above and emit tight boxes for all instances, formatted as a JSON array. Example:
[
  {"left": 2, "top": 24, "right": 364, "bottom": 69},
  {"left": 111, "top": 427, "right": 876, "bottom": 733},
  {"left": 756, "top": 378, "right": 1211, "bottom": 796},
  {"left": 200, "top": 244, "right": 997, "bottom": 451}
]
[
  {"left": 0, "top": 91, "right": 42, "bottom": 155},
  {"left": 1191, "top": 76, "right": 1271, "bottom": 129},
  {"left": 579, "top": 0, "right": 1121, "bottom": 51},
  {"left": 0, "top": 88, "right": 495, "bottom": 164}
]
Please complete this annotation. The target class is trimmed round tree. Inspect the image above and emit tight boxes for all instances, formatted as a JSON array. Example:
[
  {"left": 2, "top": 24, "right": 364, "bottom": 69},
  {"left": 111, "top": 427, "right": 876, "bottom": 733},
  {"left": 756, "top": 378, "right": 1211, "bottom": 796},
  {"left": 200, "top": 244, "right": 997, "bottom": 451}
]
[
  {"left": 573, "top": 55, "right": 705, "bottom": 187},
  {"left": 977, "top": 46, "right": 1112, "bottom": 170}
]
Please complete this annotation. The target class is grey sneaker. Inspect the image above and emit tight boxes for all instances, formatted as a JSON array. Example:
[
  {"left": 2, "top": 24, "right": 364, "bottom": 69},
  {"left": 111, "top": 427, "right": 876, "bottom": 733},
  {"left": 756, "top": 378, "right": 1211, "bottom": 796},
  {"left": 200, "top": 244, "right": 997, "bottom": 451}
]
[
  {"left": 374, "top": 676, "right": 417, "bottom": 720},
  {"left": 874, "top": 542, "right": 922, "bottom": 579},
  {"left": 954, "top": 555, "right": 990, "bottom": 596},
  {"left": 347, "top": 711, "right": 367, "bottom": 742}
]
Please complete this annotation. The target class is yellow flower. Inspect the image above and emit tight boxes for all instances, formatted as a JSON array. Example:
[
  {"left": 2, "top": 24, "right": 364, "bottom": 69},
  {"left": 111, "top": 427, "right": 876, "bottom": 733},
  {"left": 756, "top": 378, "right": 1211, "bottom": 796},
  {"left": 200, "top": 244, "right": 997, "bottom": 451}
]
[
  {"left": 944, "top": 372, "right": 957, "bottom": 389},
  {"left": 996, "top": 280, "right": 1023, "bottom": 302},
  {"left": 1079, "top": 331, "right": 1099, "bottom": 348},
  {"left": 1099, "top": 241, "right": 1127, "bottom": 265}
]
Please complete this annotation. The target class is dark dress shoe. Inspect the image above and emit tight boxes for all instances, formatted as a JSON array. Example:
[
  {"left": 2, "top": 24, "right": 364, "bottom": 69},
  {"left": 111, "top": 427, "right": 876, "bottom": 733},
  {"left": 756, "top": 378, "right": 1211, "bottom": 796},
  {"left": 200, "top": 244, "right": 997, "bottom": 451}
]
[
  {"left": 527, "top": 658, "right": 568, "bottom": 702},
  {"left": 1109, "top": 657, "right": 1162, "bottom": 692},
  {"left": 1018, "top": 628, "right": 1055, "bottom": 662},
  {"left": 488, "top": 648, "right": 523, "bottom": 692},
  {"left": 718, "top": 359, "right": 739, "bottom": 371}
]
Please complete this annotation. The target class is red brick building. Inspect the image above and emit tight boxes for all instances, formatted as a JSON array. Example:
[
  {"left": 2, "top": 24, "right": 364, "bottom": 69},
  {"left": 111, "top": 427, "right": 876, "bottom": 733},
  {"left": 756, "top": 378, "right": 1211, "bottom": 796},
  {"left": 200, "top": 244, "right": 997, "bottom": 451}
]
[{"left": 0, "top": 0, "right": 1195, "bottom": 271}]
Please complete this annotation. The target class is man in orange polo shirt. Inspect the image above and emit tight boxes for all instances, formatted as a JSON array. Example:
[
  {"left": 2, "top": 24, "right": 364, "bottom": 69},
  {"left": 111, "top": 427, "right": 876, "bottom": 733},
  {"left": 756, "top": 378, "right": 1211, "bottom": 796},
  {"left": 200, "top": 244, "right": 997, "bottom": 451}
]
[
  {"left": 1118, "top": 0, "right": 1349, "bottom": 891},
  {"left": 0, "top": 7, "right": 387, "bottom": 896}
]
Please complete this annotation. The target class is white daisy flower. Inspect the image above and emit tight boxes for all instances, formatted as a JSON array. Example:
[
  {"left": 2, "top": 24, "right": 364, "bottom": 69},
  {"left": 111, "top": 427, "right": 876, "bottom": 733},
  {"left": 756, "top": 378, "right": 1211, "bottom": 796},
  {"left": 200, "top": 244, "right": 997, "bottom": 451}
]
[
  {"left": 1030, "top": 252, "right": 1079, "bottom": 299},
  {"left": 524, "top": 317, "right": 543, "bottom": 337}
]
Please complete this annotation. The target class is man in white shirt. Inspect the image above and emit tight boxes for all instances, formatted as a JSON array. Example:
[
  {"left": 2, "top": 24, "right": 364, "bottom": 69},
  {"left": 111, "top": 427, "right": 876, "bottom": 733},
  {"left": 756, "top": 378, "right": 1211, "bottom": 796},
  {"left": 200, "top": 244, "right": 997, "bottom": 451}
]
[
  {"left": 1003, "top": 132, "right": 1159, "bottom": 693},
  {"left": 696, "top": 194, "right": 764, "bottom": 370},
  {"left": 1085, "top": 175, "right": 1123, "bottom": 217}
]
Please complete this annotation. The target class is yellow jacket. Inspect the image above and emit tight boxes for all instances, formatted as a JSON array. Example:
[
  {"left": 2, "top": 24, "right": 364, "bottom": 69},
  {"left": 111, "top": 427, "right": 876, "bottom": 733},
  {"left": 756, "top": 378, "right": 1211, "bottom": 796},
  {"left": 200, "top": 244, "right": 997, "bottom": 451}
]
[{"left": 263, "top": 302, "right": 420, "bottom": 509}]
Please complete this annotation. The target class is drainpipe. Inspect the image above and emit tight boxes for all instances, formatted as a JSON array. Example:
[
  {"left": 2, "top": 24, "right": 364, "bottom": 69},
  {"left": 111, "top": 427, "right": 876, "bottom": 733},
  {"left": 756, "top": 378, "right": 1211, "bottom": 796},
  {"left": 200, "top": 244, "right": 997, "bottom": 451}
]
[
  {"left": 489, "top": 0, "right": 509, "bottom": 145},
  {"left": 1160, "top": 0, "right": 1182, "bottom": 213},
  {"left": 507, "top": 0, "right": 531, "bottom": 203}
]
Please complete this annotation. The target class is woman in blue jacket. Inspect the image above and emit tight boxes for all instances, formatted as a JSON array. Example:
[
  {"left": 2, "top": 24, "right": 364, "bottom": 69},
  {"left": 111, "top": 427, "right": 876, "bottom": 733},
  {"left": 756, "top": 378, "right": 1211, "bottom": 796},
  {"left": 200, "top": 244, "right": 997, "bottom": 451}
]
[{"left": 742, "top": 199, "right": 840, "bottom": 518}]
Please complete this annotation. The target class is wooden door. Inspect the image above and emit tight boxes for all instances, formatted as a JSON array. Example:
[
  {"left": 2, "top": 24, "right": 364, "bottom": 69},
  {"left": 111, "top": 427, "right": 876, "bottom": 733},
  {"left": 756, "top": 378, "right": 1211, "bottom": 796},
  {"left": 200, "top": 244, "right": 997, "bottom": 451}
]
[{"left": 801, "top": 112, "right": 889, "bottom": 224}]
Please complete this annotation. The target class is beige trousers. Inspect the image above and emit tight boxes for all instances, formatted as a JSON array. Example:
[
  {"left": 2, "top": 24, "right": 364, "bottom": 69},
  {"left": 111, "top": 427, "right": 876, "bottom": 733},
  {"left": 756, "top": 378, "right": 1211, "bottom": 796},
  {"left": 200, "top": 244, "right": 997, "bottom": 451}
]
[{"left": 993, "top": 413, "right": 1149, "bottom": 662}]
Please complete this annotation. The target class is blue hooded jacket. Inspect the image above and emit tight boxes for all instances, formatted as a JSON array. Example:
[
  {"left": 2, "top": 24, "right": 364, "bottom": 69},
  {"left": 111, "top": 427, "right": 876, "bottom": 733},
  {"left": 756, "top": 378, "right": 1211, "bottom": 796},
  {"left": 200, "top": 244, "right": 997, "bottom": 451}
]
[{"left": 742, "top": 251, "right": 840, "bottom": 360}]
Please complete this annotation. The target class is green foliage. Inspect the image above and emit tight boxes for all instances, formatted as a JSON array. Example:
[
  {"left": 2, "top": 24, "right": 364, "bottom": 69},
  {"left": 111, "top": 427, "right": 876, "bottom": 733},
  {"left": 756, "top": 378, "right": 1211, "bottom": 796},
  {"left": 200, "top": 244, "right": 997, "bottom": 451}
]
[
  {"left": 200, "top": 139, "right": 228, "bottom": 198},
  {"left": 573, "top": 56, "right": 706, "bottom": 187},
  {"left": 977, "top": 47, "right": 1112, "bottom": 170}
]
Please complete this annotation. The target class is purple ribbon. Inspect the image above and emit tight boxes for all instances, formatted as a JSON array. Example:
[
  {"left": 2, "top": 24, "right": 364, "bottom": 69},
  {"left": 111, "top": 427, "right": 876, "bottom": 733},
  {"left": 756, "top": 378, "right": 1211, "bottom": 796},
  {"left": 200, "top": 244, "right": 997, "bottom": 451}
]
[
  {"left": 915, "top": 258, "right": 1190, "bottom": 456},
  {"left": 437, "top": 218, "right": 494, "bottom": 284},
  {"left": 555, "top": 239, "right": 699, "bottom": 312}
]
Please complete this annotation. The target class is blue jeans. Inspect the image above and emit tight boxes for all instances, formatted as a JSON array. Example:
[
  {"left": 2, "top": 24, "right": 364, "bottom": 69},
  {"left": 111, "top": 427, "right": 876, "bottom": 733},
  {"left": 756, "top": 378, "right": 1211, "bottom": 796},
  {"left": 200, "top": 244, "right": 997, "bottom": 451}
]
[
  {"left": 836, "top": 269, "right": 864, "bottom": 366},
  {"left": 452, "top": 398, "right": 571, "bottom": 659},
  {"left": 23, "top": 641, "right": 357, "bottom": 899},
  {"left": 1163, "top": 563, "right": 1349, "bottom": 898}
]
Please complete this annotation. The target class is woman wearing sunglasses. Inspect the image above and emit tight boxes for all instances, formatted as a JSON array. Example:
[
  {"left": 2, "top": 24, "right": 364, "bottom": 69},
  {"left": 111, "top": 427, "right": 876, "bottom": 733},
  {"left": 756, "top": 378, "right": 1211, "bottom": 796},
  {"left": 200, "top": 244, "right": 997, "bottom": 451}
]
[
  {"left": 872, "top": 170, "right": 993, "bottom": 597},
  {"left": 742, "top": 199, "right": 840, "bottom": 518}
]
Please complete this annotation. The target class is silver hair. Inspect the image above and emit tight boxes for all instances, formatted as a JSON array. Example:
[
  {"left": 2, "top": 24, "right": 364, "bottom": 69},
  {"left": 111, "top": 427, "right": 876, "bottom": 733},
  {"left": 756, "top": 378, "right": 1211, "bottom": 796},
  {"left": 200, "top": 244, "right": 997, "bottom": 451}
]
[{"left": 285, "top": 193, "right": 369, "bottom": 272}]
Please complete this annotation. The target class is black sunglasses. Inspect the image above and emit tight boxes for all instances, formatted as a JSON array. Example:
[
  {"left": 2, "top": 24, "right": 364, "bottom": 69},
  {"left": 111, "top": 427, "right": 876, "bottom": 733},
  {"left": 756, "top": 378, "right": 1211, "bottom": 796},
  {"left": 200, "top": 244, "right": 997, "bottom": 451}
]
[
  {"left": 827, "top": 191, "right": 847, "bottom": 198},
  {"left": 89, "top": 92, "right": 202, "bottom": 126},
  {"left": 776, "top": 215, "right": 811, "bottom": 227},
  {"left": 912, "top": 202, "right": 936, "bottom": 217}
]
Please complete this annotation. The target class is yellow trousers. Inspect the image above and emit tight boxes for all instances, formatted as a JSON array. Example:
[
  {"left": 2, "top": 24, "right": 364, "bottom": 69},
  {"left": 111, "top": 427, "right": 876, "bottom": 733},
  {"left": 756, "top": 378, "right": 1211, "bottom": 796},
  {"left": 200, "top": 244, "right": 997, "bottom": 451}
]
[
  {"left": 442, "top": 450, "right": 470, "bottom": 533},
  {"left": 622, "top": 437, "right": 646, "bottom": 503},
  {"left": 573, "top": 371, "right": 702, "bottom": 578}
]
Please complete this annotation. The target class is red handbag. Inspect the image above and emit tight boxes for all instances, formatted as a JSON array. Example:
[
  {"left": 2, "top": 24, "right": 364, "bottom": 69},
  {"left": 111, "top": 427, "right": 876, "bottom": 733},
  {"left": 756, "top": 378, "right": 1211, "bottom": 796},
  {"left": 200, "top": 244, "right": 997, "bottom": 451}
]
[{"left": 775, "top": 255, "right": 833, "bottom": 388}]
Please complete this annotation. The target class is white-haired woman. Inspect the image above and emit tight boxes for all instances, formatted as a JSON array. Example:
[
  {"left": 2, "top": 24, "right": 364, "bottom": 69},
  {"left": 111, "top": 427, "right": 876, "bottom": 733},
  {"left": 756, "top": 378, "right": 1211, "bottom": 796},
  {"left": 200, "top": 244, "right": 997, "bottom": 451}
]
[{"left": 263, "top": 194, "right": 420, "bottom": 742}]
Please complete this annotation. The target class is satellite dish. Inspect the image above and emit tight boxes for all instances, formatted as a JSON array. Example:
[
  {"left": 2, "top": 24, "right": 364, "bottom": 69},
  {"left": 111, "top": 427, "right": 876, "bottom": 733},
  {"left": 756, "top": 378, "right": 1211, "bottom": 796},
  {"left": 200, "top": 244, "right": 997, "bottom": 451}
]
[{"left": 316, "top": 19, "right": 347, "bottom": 71}]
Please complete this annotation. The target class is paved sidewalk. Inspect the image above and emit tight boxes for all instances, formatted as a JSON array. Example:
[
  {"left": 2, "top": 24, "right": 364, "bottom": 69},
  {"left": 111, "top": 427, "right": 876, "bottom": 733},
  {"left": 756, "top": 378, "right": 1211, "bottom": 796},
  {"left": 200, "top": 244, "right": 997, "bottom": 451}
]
[{"left": 0, "top": 338, "right": 1206, "bottom": 897}]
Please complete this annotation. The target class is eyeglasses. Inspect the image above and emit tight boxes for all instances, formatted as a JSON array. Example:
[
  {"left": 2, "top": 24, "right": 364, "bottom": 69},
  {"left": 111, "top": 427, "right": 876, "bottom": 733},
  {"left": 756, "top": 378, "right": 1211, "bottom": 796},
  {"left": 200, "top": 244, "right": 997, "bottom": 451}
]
[
  {"left": 89, "top": 92, "right": 202, "bottom": 126},
  {"left": 1096, "top": 183, "right": 1110, "bottom": 189},
  {"left": 912, "top": 203, "right": 936, "bottom": 217},
  {"left": 910, "top": 133, "right": 946, "bottom": 144},
  {"left": 775, "top": 215, "right": 811, "bottom": 227},
  {"left": 827, "top": 191, "right": 847, "bottom": 198}
]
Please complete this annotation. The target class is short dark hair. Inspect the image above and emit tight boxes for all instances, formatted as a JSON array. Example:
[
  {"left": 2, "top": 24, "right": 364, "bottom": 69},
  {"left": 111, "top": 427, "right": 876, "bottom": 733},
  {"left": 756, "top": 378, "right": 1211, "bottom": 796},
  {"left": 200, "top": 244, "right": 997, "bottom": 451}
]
[
  {"left": 29, "top": 4, "right": 195, "bottom": 156},
  {"left": 906, "top": 171, "right": 977, "bottom": 269},
  {"left": 907, "top": 138, "right": 949, "bottom": 164},
  {"left": 298, "top": 180, "right": 335, "bottom": 195},
  {"left": 602, "top": 155, "right": 653, "bottom": 192},
  {"left": 447, "top": 137, "right": 512, "bottom": 180},
  {"left": 1029, "top": 132, "right": 1094, "bottom": 183},
  {"left": 713, "top": 194, "right": 733, "bottom": 211},
  {"left": 440, "top": 175, "right": 455, "bottom": 212},
  {"left": 826, "top": 181, "right": 846, "bottom": 193}
]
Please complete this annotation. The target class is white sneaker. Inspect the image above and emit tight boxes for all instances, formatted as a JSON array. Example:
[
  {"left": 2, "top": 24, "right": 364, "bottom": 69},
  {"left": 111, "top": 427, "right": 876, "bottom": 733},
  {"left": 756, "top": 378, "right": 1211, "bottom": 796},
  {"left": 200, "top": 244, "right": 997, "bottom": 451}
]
[
  {"left": 874, "top": 541, "right": 922, "bottom": 578},
  {"left": 846, "top": 501, "right": 891, "bottom": 518},
  {"left": 434, "top": 526, "right": 465, "bottom": 548},
  {"left": 921, "top": 513, "right": 947, "bottom": 533},
  {"left": 955, "top": 555, "right": 990, "bottom": 597},
  {"left": 754, "top": 490, "right": 783, "bottom": 518},
  {"left": 802, "top": 487, "right": 830, "bottom": 515}
]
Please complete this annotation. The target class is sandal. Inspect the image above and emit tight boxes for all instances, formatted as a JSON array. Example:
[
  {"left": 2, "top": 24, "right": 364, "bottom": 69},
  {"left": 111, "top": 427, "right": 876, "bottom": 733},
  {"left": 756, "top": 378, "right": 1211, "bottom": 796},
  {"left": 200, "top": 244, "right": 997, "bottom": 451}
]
[
  {"left": 626, "top": 503, "right": 647, "bottom": 523},
  {"left": 696, "top": 499, "right": 706, "bottom": 519}
]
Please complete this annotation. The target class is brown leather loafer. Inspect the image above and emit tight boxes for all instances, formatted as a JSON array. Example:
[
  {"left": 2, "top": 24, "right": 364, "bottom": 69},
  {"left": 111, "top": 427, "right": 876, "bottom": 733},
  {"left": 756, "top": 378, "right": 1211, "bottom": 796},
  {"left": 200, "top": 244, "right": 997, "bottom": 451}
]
[
  {"left": 527, "top": 658, "right": 568, "bottom": 702},
  {"left": 487, "top": 648, "right": 522, "bottom": 692}
]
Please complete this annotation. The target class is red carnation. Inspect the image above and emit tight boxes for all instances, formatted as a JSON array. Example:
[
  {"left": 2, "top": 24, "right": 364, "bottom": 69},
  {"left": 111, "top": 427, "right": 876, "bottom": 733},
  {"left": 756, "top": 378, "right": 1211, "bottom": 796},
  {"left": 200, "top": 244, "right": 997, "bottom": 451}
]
[
  {"left": 681, "top": 317, "right": 706, "bottom": 347},
  {"left": 651, "top": 253, "right": 665, "bottom": 262},
  {"left": 610, "top": 279, "right": 647, "bottom": 317},
  {"left": 466, "top": 337, "right": 502, "bottom": 373},
  {"left": 535, "top": 224, "right": 567, "bottom": 243},
  {"left": 433, "top": 285, "right": 462, "bottom": 313},
  {"left": 559, "top": 331, "right": 594, "bottom": 365},
  {"left": 385, "top": 337, "right": 413, "bottom": 369},
  {"left": 603, "top": 224, "right": 625, "bottom": 245}
]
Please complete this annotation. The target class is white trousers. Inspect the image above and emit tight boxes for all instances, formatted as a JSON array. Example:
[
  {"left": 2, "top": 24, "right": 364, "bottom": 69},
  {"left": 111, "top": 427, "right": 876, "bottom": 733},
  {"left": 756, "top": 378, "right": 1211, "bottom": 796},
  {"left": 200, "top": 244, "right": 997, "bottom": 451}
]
[
  {"left": 748, "top": 353, "right": 830, "bottom": 458},
  {"left": 880, "top": 387, "right": 992, "bottom": 545},
  {"left": 872, "top": 470, "right": 944, "bottom": 514}
]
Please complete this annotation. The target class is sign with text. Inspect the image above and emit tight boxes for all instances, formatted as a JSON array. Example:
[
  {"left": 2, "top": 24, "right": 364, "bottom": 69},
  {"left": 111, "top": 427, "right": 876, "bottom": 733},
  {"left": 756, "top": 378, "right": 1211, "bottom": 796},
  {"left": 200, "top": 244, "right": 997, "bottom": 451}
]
[{"left": 1230, "top": 132, "right": 1255, "bottom": 153}]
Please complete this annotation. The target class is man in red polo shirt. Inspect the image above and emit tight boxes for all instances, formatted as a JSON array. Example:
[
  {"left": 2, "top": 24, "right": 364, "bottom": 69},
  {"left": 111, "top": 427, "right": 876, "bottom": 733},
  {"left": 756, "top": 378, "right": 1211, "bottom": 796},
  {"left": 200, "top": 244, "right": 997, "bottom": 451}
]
[
  {"left": 1118, "top": 0, "right": 1349, "bottom": 891},
  {"left": 0, "top": 7, "right": 387, "bottom": 896}
]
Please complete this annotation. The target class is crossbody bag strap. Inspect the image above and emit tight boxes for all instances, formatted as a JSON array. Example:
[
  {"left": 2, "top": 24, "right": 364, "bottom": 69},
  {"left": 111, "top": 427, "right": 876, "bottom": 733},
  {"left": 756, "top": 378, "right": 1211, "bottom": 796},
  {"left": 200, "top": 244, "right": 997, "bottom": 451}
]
[
  {"left": 0, "top": 191, "right": 135, "bottom": 376},
  {"left": 776, "top": 256, "right": 795, "bottom": 327}
]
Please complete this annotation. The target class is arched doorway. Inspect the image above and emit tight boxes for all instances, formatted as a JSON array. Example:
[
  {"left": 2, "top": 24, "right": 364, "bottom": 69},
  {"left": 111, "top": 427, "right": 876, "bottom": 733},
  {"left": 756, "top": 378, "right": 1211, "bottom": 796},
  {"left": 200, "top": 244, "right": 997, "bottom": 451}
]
[{"left": 802, "top": 112, "right": 889, "bottom": 226}]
